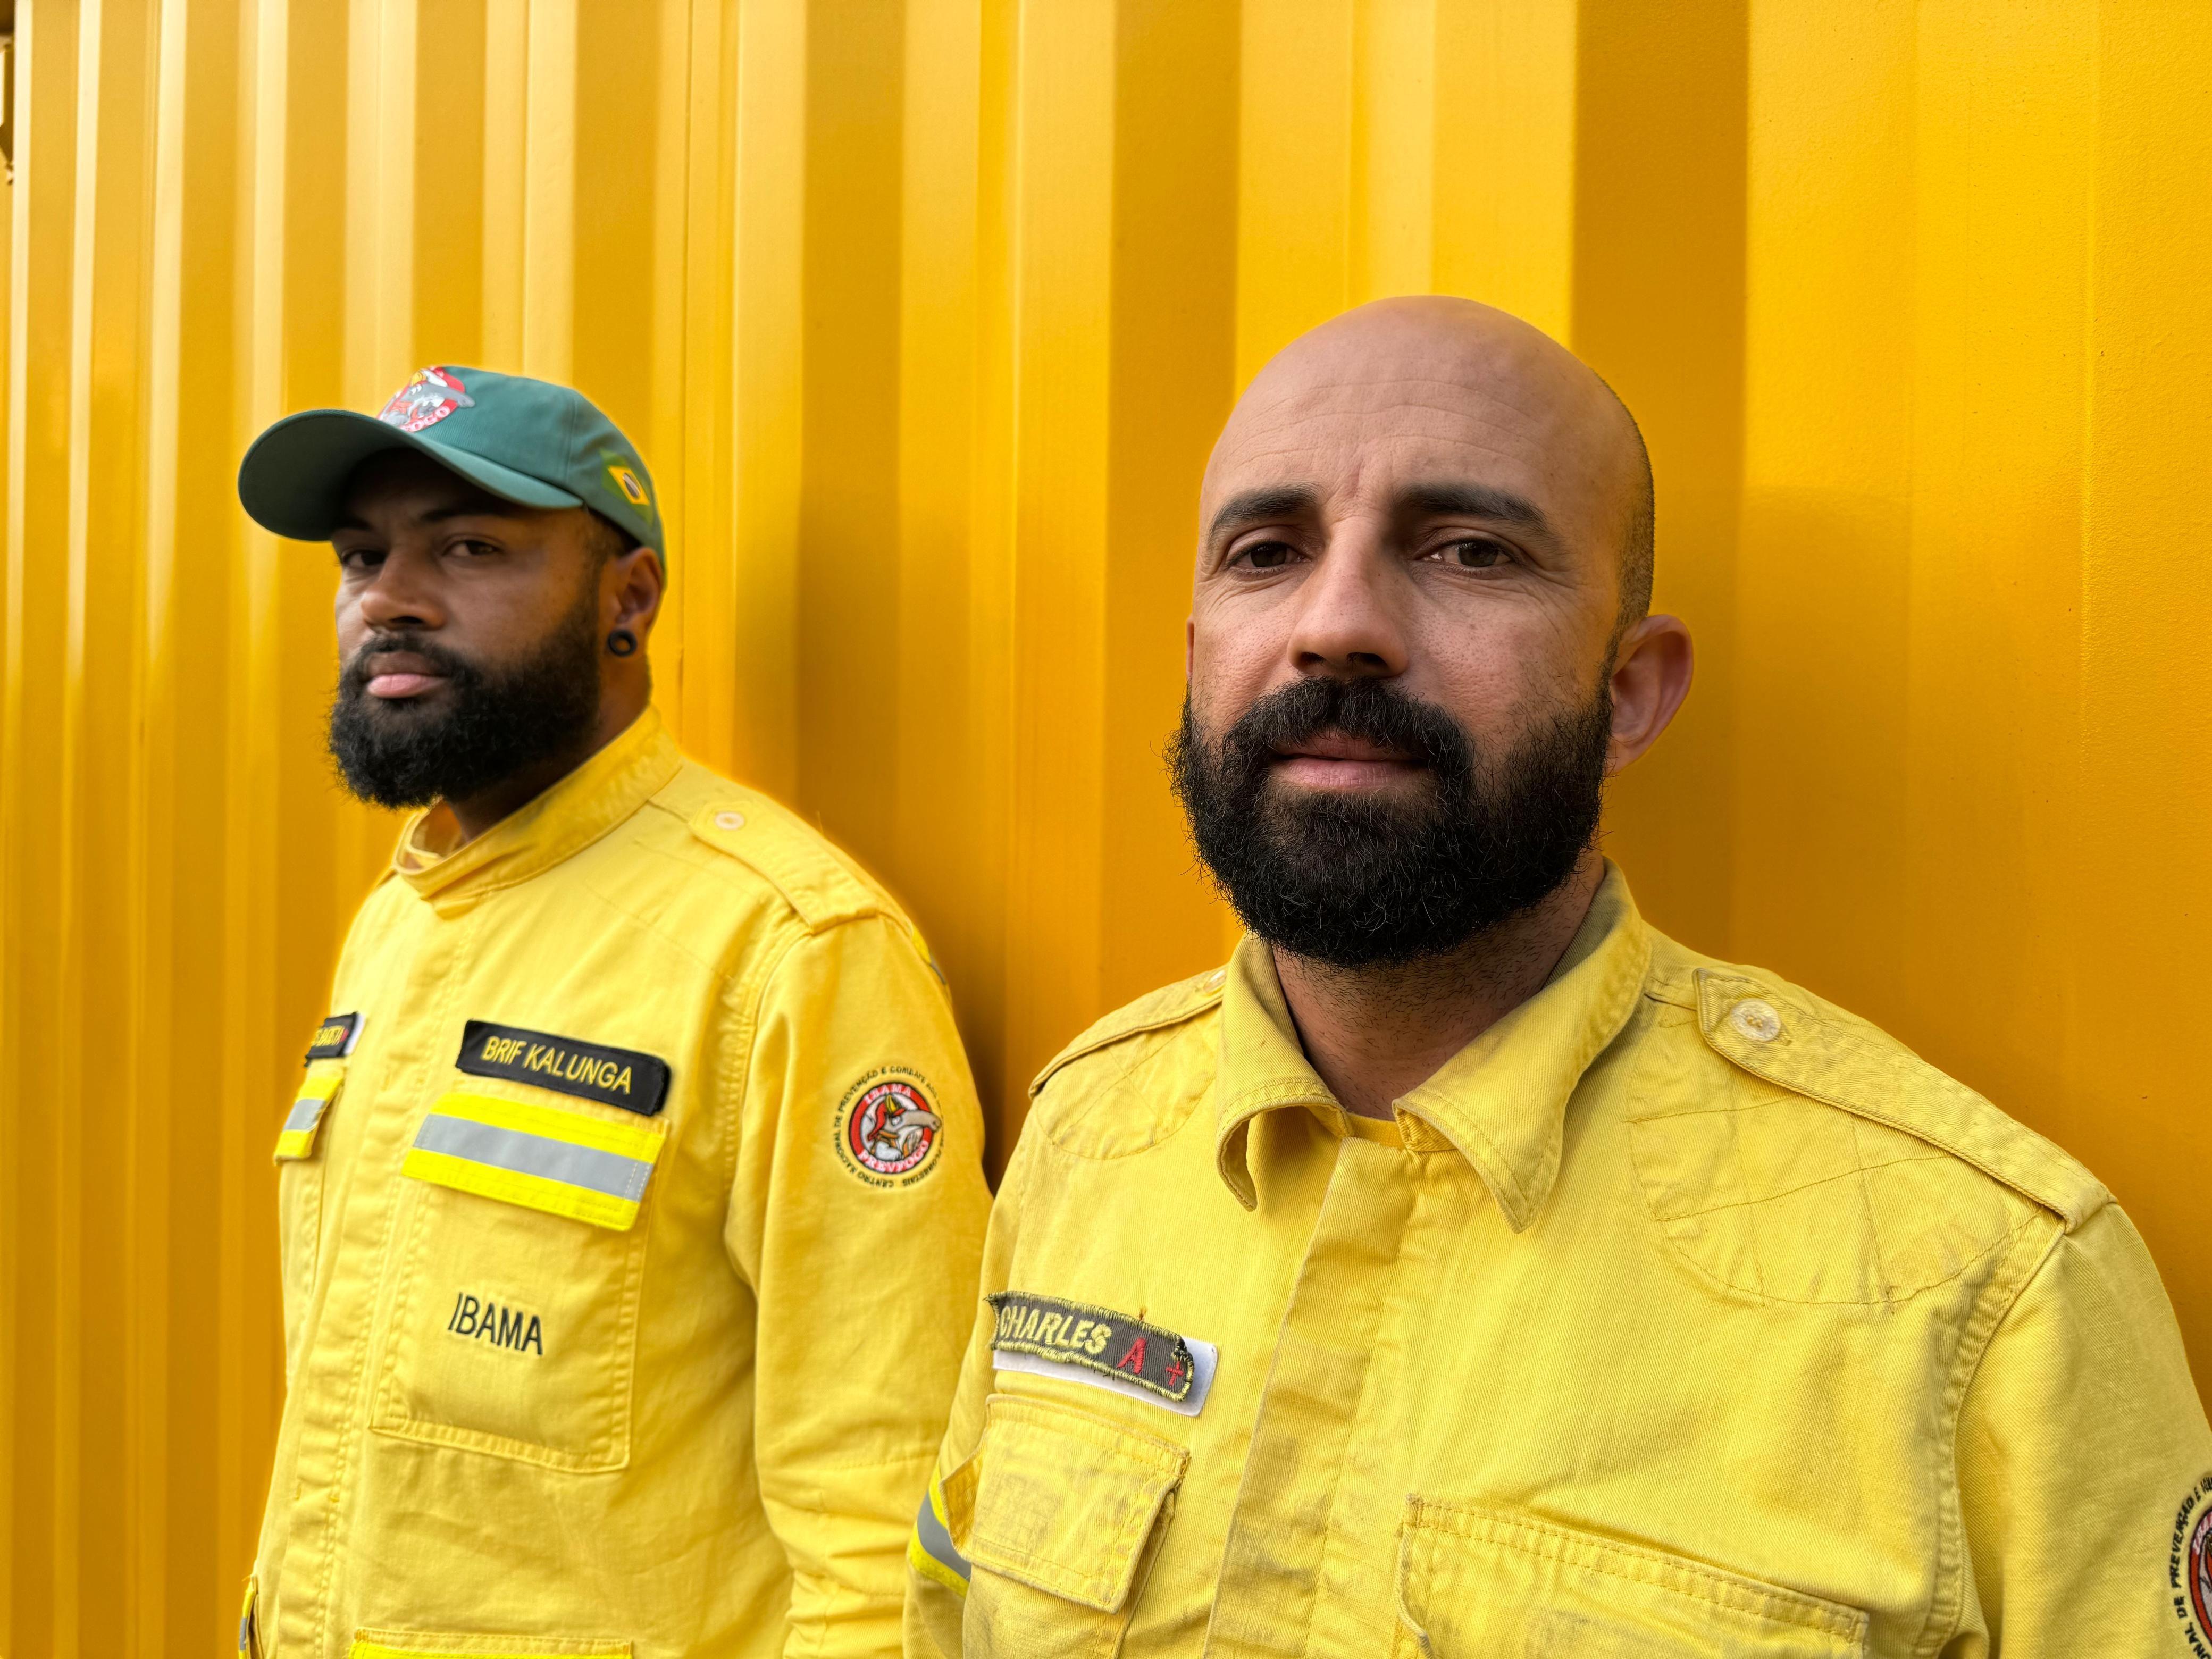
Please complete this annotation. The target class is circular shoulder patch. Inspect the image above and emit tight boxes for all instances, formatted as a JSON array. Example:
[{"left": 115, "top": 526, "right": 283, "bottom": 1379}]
[
  {"left": 2177, "top": 1476, "right": 2212, "bottom": 1654},
  {"left": 833, "top": 1069, "right": 944, "bottom": 1189}
]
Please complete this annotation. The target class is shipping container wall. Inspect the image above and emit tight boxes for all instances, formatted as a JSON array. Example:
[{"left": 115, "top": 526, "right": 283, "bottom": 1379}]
[{"left": 3, "top": 0, "right": 2207, "bottom": 1647}]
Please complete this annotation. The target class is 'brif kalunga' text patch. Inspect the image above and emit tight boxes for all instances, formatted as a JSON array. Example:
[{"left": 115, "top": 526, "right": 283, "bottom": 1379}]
[{"left": 455, "top": 1019, "right": 671, "bottom": 1117}]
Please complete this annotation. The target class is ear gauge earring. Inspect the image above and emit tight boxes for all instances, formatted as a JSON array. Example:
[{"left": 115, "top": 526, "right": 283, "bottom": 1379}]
[{"left": 607, "top": 629, "right": 638, "bottom": 658}]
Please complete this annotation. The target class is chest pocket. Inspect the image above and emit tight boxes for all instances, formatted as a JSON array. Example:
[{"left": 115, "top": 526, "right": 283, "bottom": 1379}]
[
  {"left": 1393, "top": 1499, "right": 1867, "bottom": 1659},
  {"left": 274, "top": 1060, "right": 347, "bottom": 1378},
  {"left": 371, "top": 1087, "right": 668, "bottom": 1472},
  {"left": 950, "top": 1393, "right": 1186, "bottom": 1659}
]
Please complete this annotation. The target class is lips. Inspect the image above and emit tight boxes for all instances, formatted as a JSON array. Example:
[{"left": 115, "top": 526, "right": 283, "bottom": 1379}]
[
  {"left": 1271, "top": 731, "right": 1417, "bottom": 766},
  {"left": 1267, "top": 728, "right": 1426, "bottom": 790},
  {"left": 359, "top": 649, "right": 448, "bottom": 700}
]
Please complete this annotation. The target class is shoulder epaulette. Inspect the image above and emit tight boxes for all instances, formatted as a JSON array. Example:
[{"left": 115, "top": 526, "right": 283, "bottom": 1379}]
[
  {"left": 1030, "top": 968, "right": 1227, "bottom": 1099},
  {"left": 657, "top": 768, "right": 887, "bottom": 933},
  {"left": 1693, "top": 967, "right": 2109, "bottom": 1231}
]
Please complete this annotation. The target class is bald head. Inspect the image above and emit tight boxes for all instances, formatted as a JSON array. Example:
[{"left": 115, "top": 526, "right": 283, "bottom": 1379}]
[{"left": 1203, "top": 297, "right": 1654, "bottom": 626}]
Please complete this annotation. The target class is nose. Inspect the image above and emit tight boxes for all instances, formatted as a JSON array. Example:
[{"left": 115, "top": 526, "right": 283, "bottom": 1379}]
[
  {"left": 351, "top": 547, "right": 445, "bottom": 632},
  {"left": 1284, "top": 530, "right": 1409, "bottom": 681}
]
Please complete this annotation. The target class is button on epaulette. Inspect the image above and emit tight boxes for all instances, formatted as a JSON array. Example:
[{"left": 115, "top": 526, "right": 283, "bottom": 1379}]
[
  {"left": 685, "top": 797, "right": 882, "bottom": 932},
  {"left": 1691, "top": 967, "right": 2108, "bottom": 1230}
]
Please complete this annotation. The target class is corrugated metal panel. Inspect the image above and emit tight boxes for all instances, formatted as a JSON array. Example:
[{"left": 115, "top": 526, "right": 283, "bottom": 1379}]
[{"left": 2, "top": 0, "right": 2206, "bottom": 1645}]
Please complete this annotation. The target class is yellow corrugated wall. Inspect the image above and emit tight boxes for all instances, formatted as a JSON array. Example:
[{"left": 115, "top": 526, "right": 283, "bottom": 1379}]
[{"left": 2, "top": 0, "right": 2206, "bottom": 1645}]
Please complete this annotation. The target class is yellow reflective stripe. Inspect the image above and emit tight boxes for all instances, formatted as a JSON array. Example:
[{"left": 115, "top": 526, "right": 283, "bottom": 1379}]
[
  {"left": 274, "top": 1061, "right": 345, "bottom": 1162},
  {"left": 908, "top": 1471, "right": 970, "bottom": 1596},
  {"left": 401, "top": 1145, "right": 644, "bottom": 1231},
  {"left": 909, "top": 1528, "right": 967, "bottom": 1597},
  {"left": 297, "top": 1061, "right": 344, "bottom": 1102},
  {"left": 426, "top": 1091, "right": 663, "bottom": 1163}
]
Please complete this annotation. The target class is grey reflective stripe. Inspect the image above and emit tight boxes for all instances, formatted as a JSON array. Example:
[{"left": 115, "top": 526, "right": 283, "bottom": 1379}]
[
  {"left": 414, "top": 1115, "right": 652, "bottom": 1201},
  {"left": 283, "top": 1095, "right": 326, "bottom": 1134},
  {"left": 914, "top": 1487, "right": 970, "bottom": 1586}
]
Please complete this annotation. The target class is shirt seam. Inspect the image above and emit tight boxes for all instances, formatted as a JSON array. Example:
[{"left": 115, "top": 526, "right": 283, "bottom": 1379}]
[
  {"left": 1915, "top": 1209, "right": 2064, "bottom": 1657},
  {"left": 717, "top": 919, "right": 814, "bottom": 1206}
]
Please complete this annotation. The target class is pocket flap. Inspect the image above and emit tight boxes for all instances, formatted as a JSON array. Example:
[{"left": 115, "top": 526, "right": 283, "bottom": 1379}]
[
  {"left": 953, "top": 1393, "right": 1187, "bottom": 1613},
  {"left": 1396, "top": 1498, "right": 1868, "bottom": 1656},
  {"left": 403, "top": 1092, "right": 665, "bottom": 1231}
]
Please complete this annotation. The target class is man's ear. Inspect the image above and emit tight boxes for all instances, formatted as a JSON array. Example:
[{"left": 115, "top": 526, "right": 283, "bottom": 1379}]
[
  {"left": 1605, "top": 614, "right": 1694, "bottom": 775},
  {"left": 608, "top": 547, "right": 665, "bottom": 639}
]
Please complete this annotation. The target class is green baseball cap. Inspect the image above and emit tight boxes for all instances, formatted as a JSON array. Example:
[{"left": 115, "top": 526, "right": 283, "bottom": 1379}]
[{"left": 236, "top": 365, "right": 663, "bottom": 555}]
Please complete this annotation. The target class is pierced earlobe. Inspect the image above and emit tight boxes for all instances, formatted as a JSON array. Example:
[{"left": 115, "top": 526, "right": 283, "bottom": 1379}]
[{"left": 607, "top": 629, "right": 638, "bottom": 658}]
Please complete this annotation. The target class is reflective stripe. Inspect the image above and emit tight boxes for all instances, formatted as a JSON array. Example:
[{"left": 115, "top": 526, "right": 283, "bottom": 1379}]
[
  {"left": 402, "top": 1091, "right": 664, "bottom": 1231},
  {"left": 274, "top": 1063, "right": 344, "bottom": 1161},
  {"left": 237, "top": 1578, "right": 257, "bottom": 1657},
  {"left": 414, "top": 1115, "right": 649, "bottom": 1199},
  {"left": 907, "top": 1473, "right": 970, "bottom": 1596},
  {"left": 350, "top": 1645, "right": 615, "bottom": 1659}
]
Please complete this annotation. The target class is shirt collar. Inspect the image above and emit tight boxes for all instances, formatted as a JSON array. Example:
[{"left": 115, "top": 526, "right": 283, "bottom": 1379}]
[
  {"left": 1213, "top": 863, "right": 1653, "bottom": 1230},
  {"left": 392, "top": 706, "right": 684, "bottom": 912}
]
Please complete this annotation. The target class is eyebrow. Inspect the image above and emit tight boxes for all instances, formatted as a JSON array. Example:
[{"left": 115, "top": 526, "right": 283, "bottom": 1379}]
[
  {"left": 1395, "top": 482, "right": 1553, "bottom": 538},
  {"left": 1206, "top": 485, "right": 1320, "bottom": 541},
  {"left": 1205, "top": 480, "right": 1555, "bottom": 545}
]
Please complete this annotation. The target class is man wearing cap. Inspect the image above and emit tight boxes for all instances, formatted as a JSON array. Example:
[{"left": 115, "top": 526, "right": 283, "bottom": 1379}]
[
  {"left": 905, "top": 299, "right": 2212, "bottom": 1656},
  {"left": 235, "top": 366, "right": 990, "bottom": 1659}
]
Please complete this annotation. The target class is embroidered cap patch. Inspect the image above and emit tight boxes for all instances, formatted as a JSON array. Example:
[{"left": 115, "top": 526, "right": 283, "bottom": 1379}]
[
  {"left": 455, "top": 1020, "right": 671, "bottom": 1117},
  {"left": 987, "top": 1291, "right": 1216, "bottom": 1415},
  {"left": 2175, "top": 1473, "right": 2212, "bottom": 1656},
  {"left": 378, "top": 365, "right": 474, "bottom": 432},
  {"left": 305, "top": 1011, "right": 362, "bottom": 1062}
]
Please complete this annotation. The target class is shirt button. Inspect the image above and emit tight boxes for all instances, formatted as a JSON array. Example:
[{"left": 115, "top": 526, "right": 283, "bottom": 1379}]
[
  {"left": 1204, "top": 969, "right": 1227, "bottom": 990},
  {"left": 714, "top": 810, "right": 746, "bottom": 831},
  {"left": 1729, "top": 998, "right": 1783, "bottom": 1043}
]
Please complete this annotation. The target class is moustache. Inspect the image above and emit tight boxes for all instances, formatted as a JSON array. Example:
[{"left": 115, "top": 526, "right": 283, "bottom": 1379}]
[
  {"left": 339, "top": 633, "right": 482, "bottom": 696},
  {"left": 1217, "top": 677, "right": 1474, "bottom": 778}
]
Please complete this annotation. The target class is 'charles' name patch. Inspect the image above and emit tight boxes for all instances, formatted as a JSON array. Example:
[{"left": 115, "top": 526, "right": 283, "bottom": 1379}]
[
  {"left": 455, "top": 1020, "right": 671, "bottom": 1117},
  {"left": 305, "top": 1012, "right": 362, "bottom": 1062},
  {"left": 987, "top": 1291, "right": 1216, "bottom": 1415}
]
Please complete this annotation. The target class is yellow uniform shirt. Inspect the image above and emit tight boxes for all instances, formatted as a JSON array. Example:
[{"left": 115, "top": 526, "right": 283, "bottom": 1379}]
[
  {"left": 246, "top": 709, "right": 991, "bottom": 1659},
  {"left": 906, "top": 867, "right": 2212, "bottom": 1658}
]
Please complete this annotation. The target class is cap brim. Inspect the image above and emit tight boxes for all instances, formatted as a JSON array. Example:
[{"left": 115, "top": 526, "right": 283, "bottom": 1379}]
[{"left": 237, "top": 408, "right": 583, "bottom": 542}]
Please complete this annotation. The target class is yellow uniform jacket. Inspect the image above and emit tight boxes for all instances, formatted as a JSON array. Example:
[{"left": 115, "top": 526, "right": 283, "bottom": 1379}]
[
  {"left": 247, "top": 709, "right": 991, "bottom": 1659},
  {"left": 906, "top": 868, "right": 2212, "bottom": 1658}
]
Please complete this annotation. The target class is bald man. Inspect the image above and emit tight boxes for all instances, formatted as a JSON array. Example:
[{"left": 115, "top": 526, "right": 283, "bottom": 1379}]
[{"left": 903, "top": 298, "right": 2212, "bottom": 1657}]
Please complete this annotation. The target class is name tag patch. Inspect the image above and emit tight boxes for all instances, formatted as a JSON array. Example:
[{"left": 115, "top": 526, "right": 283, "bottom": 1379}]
[
  {"left": 446, "top": 1291, "right": 544, "bottom": 1356},
  {"left": 987, "top": 1291, "right": 1216, "bottom": 1415},
  {"left": 455, "top": 1019, "right": 671, "bottom": 1116},
  {"left": 305, "top": 1011, "right": 362, "bottom": 1061}
]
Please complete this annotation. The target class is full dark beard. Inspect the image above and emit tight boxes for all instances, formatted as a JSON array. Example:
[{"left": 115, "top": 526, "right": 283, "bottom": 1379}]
[
  {"left": 327, "top": 588, "right": 603, "bottom": 810},
  {"left": 1168, "top": 675, "right": 1613, "bottom": 969}
]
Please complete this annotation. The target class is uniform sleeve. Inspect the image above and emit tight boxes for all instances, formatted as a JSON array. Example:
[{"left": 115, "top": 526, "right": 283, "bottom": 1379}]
[
  {"left": 724, "top": 911, "right": 992, "bottom": 1659},
  {"left": 1953, "top": 1203, "right": 2212, "bottom": 1656},
  {"left": 903, "top": 1125, "right": 1030, "bottom": 1658}
]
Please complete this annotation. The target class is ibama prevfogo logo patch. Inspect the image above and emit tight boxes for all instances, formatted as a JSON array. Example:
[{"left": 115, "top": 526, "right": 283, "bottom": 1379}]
[
  {"left": 379, "top": 366, "right": 474, "bottom": 433},
  {"left": 2175, "top": 1474, "right": 2212, "bottom": 1657},
  {"left": 833, "top": 1070, "right": 943, "bottom": 1189}
]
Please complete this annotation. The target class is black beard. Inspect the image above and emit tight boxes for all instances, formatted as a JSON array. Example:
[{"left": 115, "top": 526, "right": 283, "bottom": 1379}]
[
  {"left": 1168, "top": 675, "right": 1613, "bottom": 969},
  {"left": 327, "top": 589, "right": 602, "bottom": 811}
]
